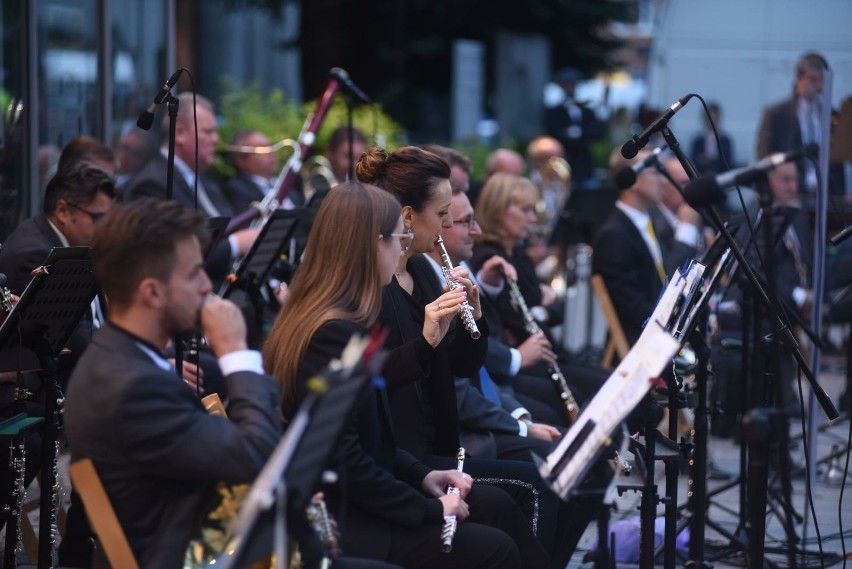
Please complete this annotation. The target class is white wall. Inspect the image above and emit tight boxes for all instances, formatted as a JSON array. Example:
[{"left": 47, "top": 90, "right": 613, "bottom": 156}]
[{"left": 647, "top": 0, "right": 852, "bottom": 166}]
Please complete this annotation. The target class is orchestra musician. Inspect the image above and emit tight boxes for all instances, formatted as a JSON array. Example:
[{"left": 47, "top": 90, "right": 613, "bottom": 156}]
[
  {"left": 64, "top": 199, "right": 282, "bottom": 568},
  {"left": 263, "top": 181, "right": 530, "bottom": 568}
]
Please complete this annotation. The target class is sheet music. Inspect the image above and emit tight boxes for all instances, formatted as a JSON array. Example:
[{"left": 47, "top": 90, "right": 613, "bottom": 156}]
[{"left": 540, "top": 261, "right": 706, "bottom": 499}]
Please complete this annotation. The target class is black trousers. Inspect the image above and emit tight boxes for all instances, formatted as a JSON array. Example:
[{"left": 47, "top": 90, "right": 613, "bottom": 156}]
[
  {"left": 425, "top": 455, "right": 550, "bottom": 568},
  {"left": 385, "top": 483, "right": 523, "bottom": 569}
]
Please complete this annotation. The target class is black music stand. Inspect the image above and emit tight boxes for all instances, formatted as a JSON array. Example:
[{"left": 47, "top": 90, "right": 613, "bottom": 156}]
[
  {"left": 205, "top": 216, "right": 231, "bottom": 260},
  {"left": 220, "top": 210, "right": 300, "bottom": 300},
  {"left": 289, "top": 189, "right": 330, "bottom": 262},
  {"left": 0, "top": 246, "right": 98, "bottom": 569},
  {"left": 215, "top": 345, "right": 377, "bottom": 569}
]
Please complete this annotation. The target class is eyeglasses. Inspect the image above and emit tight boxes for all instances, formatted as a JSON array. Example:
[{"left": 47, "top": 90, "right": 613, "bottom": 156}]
[
  {"left": 452, "top": 216, "right": 478, "bottom": 230},
  {"left": 389, "top": 228, "right": 414, "bottom": 253},
  {"left": 68, "top": 203, "right": 106, "bottom": 223}
]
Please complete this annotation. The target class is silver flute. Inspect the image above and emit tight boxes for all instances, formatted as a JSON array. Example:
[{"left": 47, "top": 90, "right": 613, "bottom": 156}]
[
  {"left": 435, "top": 236, "right": 480, "bottom": 339},
  {"left": 506, "top": 277, "right": 579, "bottom": 424},
  {"left": 441, "top": 447, "right": 467, "bottom": 553}
]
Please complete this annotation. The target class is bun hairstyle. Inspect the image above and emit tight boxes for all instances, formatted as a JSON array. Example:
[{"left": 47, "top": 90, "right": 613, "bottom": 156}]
[{"left": 356, "top": 146, "right": 450, "bottom": 213}]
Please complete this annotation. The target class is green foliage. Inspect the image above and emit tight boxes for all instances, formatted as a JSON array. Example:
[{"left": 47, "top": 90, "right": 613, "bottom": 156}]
[{"left": 212, "top": 79, "right": 404, "bottom": 180}]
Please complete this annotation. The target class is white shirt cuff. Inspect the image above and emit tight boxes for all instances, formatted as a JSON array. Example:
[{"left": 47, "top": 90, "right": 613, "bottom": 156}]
[
  {"left": 219, "top": 349, "right": 264, "bottom": 376},
  {"left": 227, "top": 235, "right": 239, "bottom": 260},
  {"left": 508, "top": 348, "right": 522, "bottom": 376},
  {"left": 675, "top": 223, "right": 699, "bottom": 249},
  {"left": 792, "top": 287, "right": 807, "bottom": 308},
  {"left": 510, "top": 408, "right": 531, "bottom": 421},
  {"left": 517, "top": 420, "right": 528, "bottom": 437}
]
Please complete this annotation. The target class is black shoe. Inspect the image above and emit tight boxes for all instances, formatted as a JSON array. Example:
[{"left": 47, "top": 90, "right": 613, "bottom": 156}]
[{"left": 707, "top": 461, "right": 733, "bottom": 481}]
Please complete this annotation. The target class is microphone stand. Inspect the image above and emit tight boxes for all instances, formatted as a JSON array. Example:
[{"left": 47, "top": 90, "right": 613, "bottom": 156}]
[
  {"left": 163, "top": 93, "right": 184, "bottom": 378},
  {"left": 659, "top": 125, "right": 838, "bottom": 568},
  {"left": 345, "top": 93, "right": 356, "bottom": 182},
  {"left": 659, "top": 127, "right": 836, "bottom": 420}
]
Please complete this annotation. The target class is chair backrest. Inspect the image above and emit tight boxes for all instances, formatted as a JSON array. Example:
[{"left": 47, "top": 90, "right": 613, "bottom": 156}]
[
  {"left": 68, "top": 458, "right": 140, "bottom": 569},
  {"left": 590, "top": 274, "right": 630, "bottom": 368}
]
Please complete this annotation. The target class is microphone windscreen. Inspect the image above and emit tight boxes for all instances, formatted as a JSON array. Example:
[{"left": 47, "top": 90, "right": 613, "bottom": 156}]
[
  {"left": 615, "top": 167, "right": 637, "bottom": 190},
  {"left": 621, "top": 139, "right": 639, "bottom": 159},
  {"left": 136, "top": 110, "right": 155, "bottom": 131},
  {"left": 683, "top": 176, "right": 727, "bottom": 209}
]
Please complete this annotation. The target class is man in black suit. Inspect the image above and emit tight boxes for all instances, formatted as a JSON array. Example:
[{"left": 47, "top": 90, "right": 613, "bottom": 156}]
[
  {"left": 690, "top": 102, "right": 734, "bottom": 175},
  {"left": 0, "top": 164, "right": 117, "bottom": 295},
  {"left": 0, "top": 164, "right": 118, "bottom": 566},
  {"left": 757, "top": 51, "right": 845, "bottom": 195},
  {"left": 544, "top": 69, "right": 606, "bottom": 189},
  {"left": 593, "top": 148, "right": 668, "bottom": 346},
  {"left": 64, "top": 199, "right": 282, "bottom": 568},
  {"left": 123, "top": 92, "right": 258, "bottom": 276},
  {"left": 224, "top": 129, "right": 279, "bottom": 212}
]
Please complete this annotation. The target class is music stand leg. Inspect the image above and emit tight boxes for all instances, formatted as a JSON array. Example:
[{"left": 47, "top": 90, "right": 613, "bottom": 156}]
[
  {"left": 639, "top": 424, "right": 658, "bottom": 568},
  {"left": 687, "top": 332, "right": 711, "bottom": 566}
]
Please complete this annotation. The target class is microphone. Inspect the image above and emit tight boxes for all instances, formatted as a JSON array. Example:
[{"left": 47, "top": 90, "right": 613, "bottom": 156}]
[
  {"left": 329, "top": 67, "right": 372, "bottom": 105},
  {"left": 136, "top": 68, "right": 184, "bottom": 130},
  {"left": 621, "top": 94, "right": 694, "bottom": 158},
  {"left": 683, "top": 144, "right": 816, "bottom": 209},
  {"left": 615, "top": 145, "right": 667, "bottom": 189}
]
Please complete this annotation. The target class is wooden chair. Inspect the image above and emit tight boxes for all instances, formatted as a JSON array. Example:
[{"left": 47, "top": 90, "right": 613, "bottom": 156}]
[
  {"left": 591, "top": 274, "right": 630, "bottom": 369},
  {"left": 68, "top": 459, "right": 139, "bottom": 569}
]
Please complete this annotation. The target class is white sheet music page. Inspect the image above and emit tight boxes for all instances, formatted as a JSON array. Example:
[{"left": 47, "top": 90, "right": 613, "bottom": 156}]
[{"left": 540, "top": 262, "right": 706, "bottom": 499}]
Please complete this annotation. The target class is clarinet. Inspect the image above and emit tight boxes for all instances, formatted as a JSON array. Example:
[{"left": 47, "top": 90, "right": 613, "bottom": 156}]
[
  {"left": 305, "top": 495, "right": 339, "bottom": 567},
  {"left": 434, "top": 237, "right": 480, "bottom": 339},
  {"left": 506, "top": 277, "right": 579, "bottom": 424},
  {"left": 441, "top": 448, "right": 466, "bottom": 553},
  {"left": 0, "top": 273, "right": 14, "bottom": 314}
]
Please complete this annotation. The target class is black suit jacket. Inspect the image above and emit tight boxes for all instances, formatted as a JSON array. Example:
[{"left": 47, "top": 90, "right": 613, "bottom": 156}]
[
  {"left": 379, "top": 254, "right": 488, "bottom": 459},
  {"left": 123, "top": 153, "right": 234, "bottom": 216},
  {"left": 224, "top": 172, "right": 267, "bottom": 213},
  {"left": 757, "top": 96, "right": 845, "bottom": 195},
  {"left": 690, "top": 131, "right": 733, "bottom": 174},
  {"left": 123, "top": 153, "right": 234, "bottom": 280},
  {"left": 592, "top": 208, "right": 664, "bottom": 346},
  {"left": 0, "top": 214, "right": 63, "bottom": 295},
  {"left": 292, "top": 319, "right": 444, "bottom": 560},
  {"left": 64, "top": 323, "right": 282, "bottom": 569},
  {"left": 0, "top": 214, "right": 97, "bottom": 385}
]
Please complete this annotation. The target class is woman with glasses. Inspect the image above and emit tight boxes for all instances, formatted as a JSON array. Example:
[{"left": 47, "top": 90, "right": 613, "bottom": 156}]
[
  {"left": 357, "top": 147, "right": 551, "bottom": 567},
  {"left": 263, "top": 181, "right": 523, "bottom": 568}
]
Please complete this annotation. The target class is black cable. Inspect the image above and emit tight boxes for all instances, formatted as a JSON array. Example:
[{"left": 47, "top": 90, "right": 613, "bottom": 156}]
[
  {"left": 841, "top": 392, "right": 852, "bottom": 568},
  {"left": 797, "top": 367, "right": 827, "bottom": 568},
  {"left": 690, "top": 94, "right": 768, "bottom": 278}
]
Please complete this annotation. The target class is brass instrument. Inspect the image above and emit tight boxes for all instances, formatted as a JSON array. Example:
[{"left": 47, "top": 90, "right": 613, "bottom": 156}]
[
  {"left": 225, "top": 68, "right": 347, "bottom": 236},
  {"left": 441, "top": 448, "right": 466, "bottom": 553},
  {"left": 224, "top": 138, "right": 297, "bottom": 155},
  {"left": 506, "top": 277, "right": 579, "bottom": 424},
  {"left": 435, "top": 236, "right": 480, "bottom": 339},
  {"left": 301, "top": 155, "right": 338, "bottom": 203}
]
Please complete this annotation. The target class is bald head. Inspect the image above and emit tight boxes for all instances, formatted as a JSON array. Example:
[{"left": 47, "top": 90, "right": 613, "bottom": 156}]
[
  {"left": 486, "top": 148, "right": 525, "bottom": 178},
  {"left": 526, "top": 136, "right": 565, "bottom": 172}
]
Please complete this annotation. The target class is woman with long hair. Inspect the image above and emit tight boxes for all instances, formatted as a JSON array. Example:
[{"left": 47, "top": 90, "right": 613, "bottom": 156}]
[
  {"left": 263, "top": 181, "right": 523, "bottom": 569},
  {"left": 357, "top": 147, "right": 553, "bottom": 567}
]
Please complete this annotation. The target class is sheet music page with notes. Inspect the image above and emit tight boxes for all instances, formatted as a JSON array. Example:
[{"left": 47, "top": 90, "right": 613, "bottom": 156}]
[{"left": 541, "top": 262, "right": 706, "bottom": 498}]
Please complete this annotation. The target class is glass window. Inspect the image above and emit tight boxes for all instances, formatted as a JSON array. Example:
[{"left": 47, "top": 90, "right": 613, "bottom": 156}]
[{"left": 0, "top": 2, "right": 27, "bottom": 240}]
